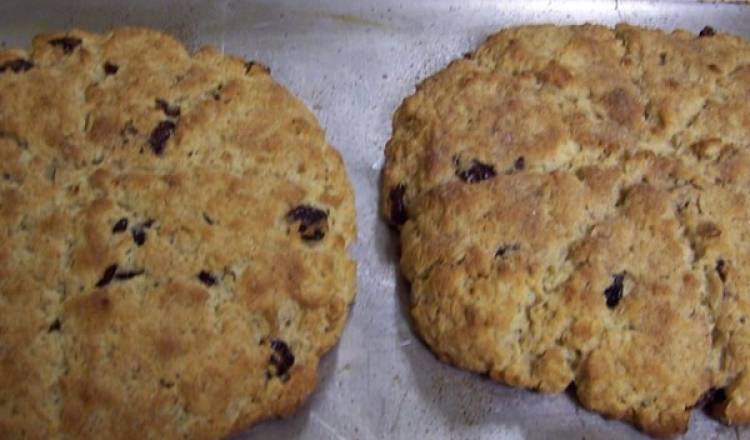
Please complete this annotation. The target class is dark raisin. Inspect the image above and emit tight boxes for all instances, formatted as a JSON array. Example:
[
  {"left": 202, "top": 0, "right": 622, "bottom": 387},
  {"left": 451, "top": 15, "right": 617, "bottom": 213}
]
[
  {"left": 131, "top": 219, "right": 155, "bottom": 246},
  {"left": 149, "top": 120, "right": 176, "bottom": 156},
  {"left": 716, "top": 259, "right": 727, "bottom": 282},
  {"left": 103, "top": 62, "right": 119, "bottom": 75},
  {"left": 0, "top": 58, "right": 34, "bottom": 74},
  {"left": 132, "top": 228, "right": 146, "bottom": 246},
  {"left": 389, "top": 184, "right": 408, "bottom": 226},
  {"left": 513, "top": 156, "right": 525, "bottom": 171},
  {"left": 49, "top": 37, "right": 82, "bottom": 54},
  {"left": 699, "top": 26, "right": 716, "bottom": 38},
  {"left": 48, "top": 319, "right": 61, "bottom": 333},
  {"left": 458, "top": 160, "right": 497, "bottom": 183},
  {"left": 11, "top": 59, "right": 34, "bottom": 72},
  {"left": 155, "top": 99, "right": 181, "bottom": 118},
  {"left": 287, "top": 205, "right": 328, "bottom": 241},
  {"left": 96, "top": 264, "right": 118, "bottom": 288},
  {"left": 270, "top": 339, "right": 295, "bottom": 377},
  {"left": 114, "top": 269, "right": 144, "bottom": 280},
  {"left": 495, "top": 243, "right": 520, "bottom": 258},
  {"left": 603, "top": 273, "right": 625, "bottom": 308},
  {"left": 112, "top": 217, "right": 128, "bottom": 234},
  {"left": 197, "top": 271, "right": 217, "bottom": 287},
  {"left": 287, "top": 205, "right": 327, "bottom": 224}
]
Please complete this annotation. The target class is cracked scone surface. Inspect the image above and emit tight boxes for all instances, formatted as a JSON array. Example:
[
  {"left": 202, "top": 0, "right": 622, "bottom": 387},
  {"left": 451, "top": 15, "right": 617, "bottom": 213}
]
[
  {"left": 0, "top": 28, "right": 356, "bottom": 439},
  {"left": 382, "top": 24, "right": 750, "bottom": 436}
]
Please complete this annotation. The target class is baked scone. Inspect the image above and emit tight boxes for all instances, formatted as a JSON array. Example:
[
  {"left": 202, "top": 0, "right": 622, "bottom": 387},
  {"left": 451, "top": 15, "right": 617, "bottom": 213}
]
[
  {"left": 0, "top": 28, "right": 356, "bottom": 439},
  {"left": 382, "top": 23, "right": 750, "bottom": 436}
]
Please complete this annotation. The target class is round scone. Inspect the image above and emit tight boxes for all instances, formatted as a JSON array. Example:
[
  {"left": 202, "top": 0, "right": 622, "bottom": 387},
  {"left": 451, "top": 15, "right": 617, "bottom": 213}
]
[
  {"left": 382, "top": 23, "right": 750, "bottom": 436},
  {"left": 0, "top": 28, "right": 356, "bottom": 439}
]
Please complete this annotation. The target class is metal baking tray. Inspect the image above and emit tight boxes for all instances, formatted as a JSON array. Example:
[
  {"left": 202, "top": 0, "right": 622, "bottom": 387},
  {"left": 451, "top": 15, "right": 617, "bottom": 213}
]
[{"left": 2, "top": 0, "right": 749, "bottom": 438}]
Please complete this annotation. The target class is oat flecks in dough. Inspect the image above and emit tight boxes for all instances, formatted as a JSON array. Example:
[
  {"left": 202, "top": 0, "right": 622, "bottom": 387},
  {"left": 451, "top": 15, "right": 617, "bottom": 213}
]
[
  {"left": 382, "top": 23, "right": 750, "bottom": 437},
  {"left": 0, "top": 27, "right": 356, "bottom": 439}
]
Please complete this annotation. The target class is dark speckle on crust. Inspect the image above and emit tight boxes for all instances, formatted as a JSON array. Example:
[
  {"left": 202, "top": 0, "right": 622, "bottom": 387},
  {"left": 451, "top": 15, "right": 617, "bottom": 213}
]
[
  {"left": 604, "top": 273, "right": 625, "bottom": 308},
  {"left": 716, "top": 259, "right": 727, "bottom": 282},
  {"left": 112, "top": 217, "right": 128, "bottom": 234},
  {"left": 287, "top": 205, "right": 328, "bottom": 241},
  {"left": 0, "top": 59, "right": 34, "bottom": 74},
  {"left": 245, "top": 61, "right": 271, "bottom": 74},
  {"left": 198, "top": 271, "right": 217, "bottom": 287},
  {"left": 270, "top": 339, "right": 295, "bottom": 377},
  {"left": 132, "top": 228, "right": 146, "bottom": 246},
  {"left": 49, "top": 36, "right": 82, "bottom": 54},
  {"left": 104, "top": 62, "right": 119, "bottom": 75},
  {"left": 495, "top": 243, "right": 520, "bottom": 258},
  {"left": 155, "top": 99, "right": 181, "bottom": 118},
  {"left": 130, "top": 220, "right": 154, "bottom": 246},
  {"left": 114, "top": 269, "right": 144, "bottom": 280},
  {"left": 95, "top": 264, "right": 118, "bottom": 288},
  {"left": 457, "top": 160, "right": 496, "bottom": 183},
  {"left": 48, "top": 319, "right": 61, "bottom": 333},
  {"left": 149, "top": 120, "right": 176, "bottom": 155}
]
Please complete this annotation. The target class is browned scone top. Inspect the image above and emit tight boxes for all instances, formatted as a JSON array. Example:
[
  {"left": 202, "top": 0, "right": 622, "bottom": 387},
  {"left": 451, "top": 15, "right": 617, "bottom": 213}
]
[
  {"left": 382, "top": 23, "right": 750, "bottom": 437},
  {"left": 0, "top": 28, "right": 356, "bottom": 439}
]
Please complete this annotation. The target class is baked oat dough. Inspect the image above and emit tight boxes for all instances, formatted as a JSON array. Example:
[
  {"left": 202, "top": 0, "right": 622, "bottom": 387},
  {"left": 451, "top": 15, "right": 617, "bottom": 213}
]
[
  {"left": 0, "top": 28, "right": 356, "bottom": 439},
  {"left": 382, "top": 23, "right": 750, "bottom": 436}
]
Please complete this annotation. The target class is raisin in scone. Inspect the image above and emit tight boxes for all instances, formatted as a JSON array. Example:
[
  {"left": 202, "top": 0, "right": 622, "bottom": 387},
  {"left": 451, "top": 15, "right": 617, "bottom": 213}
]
[
  {"left": 0, "top": 28, "right": 356, "bottom": 439},
  {"left": 382, "top": 23, "right": 750, "bottom": 437}
]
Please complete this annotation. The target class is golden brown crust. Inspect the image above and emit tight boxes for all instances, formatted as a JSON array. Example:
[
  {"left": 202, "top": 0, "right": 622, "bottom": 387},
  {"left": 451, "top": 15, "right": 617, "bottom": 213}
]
[
  {"left": 382, "top": 23, "right": 750, "bottom": 437},
  {"left": 0, "top": 27, "right": 356, "bottom": 439}
]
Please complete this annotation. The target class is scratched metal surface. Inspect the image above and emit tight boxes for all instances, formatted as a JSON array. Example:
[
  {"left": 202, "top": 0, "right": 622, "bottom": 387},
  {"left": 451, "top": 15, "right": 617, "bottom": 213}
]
[{"left": 2, "top": 1, "right": 750, "bottom": 439}]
